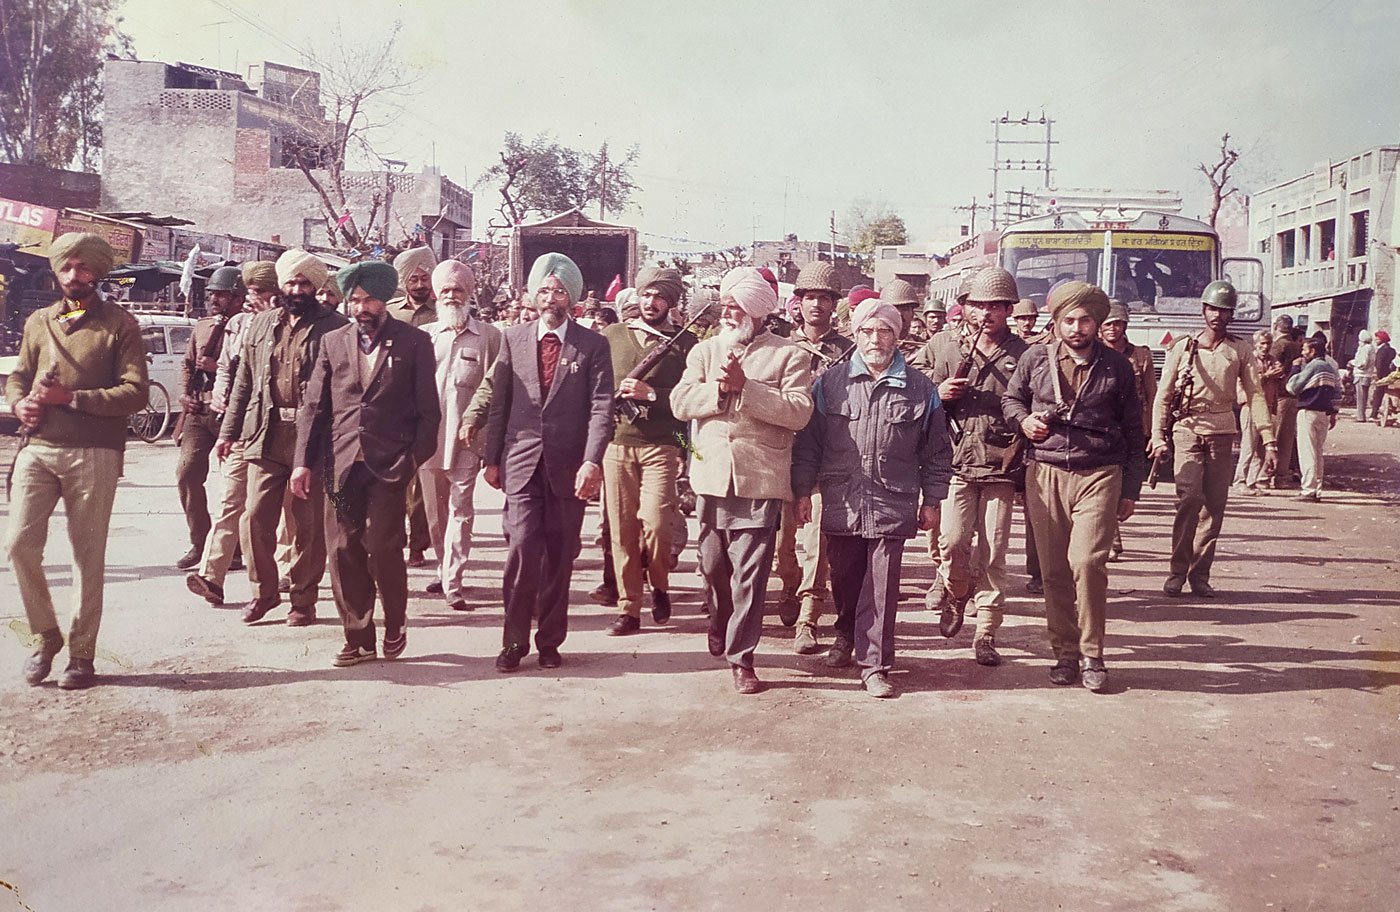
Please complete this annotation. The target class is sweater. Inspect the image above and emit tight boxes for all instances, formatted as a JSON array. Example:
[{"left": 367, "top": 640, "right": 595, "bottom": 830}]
[
  {"left": 602, "top": 321, "right": 696, "bottom": 448},
  {"left": 1285, "top": 357, "right": 1341, "bottom": 413}
]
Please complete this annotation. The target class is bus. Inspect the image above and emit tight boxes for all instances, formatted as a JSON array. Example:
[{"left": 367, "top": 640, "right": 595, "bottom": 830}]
[{"left": 997, "top": 209, "right": 1266, "bottom": 367}]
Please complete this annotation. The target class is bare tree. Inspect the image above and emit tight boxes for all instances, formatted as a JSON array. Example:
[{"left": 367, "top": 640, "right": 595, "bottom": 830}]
[
  {"left": 289, "top": 22, "right": 417, "bottom": 253},
  {"left": 1198, "top": 133, "right": 1241, "bottom": 229}
]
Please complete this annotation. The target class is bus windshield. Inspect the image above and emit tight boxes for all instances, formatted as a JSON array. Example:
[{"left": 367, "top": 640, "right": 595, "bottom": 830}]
[
  {"left": 1109, "top": 234, "right": 1215, "bottom": 316},
  {"left": 999, "top": 232, "right": 1103, "bottom": 304}
]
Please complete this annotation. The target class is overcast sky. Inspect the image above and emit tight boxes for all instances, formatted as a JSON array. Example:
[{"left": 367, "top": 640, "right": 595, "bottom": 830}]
[{"left": 119, "top": 0, "right": 1400, "bottom": 254}]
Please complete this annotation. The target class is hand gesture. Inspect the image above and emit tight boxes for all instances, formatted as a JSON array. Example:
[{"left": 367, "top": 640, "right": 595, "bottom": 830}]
[{"left": 718, "top": 352, "right": 747, "bottom": 395}]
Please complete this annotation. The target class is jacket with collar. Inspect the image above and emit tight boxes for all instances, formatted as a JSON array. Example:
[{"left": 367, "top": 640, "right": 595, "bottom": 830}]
[{"left": 420, "top": 316, "right": 502, "bottom": 468}]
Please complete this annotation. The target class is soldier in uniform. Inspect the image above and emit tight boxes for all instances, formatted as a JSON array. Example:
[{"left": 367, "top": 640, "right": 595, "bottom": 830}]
[
  {"left": 1011, "top": 298, "right": 1039, "bottom": 341},
  {"left": 1150, "top": 281, "right": 1275, "bottom": 598},
  {"left": 1099, "top": 301, "right": 1156, "bottom": 558},
  {"left": 910, "top": 266, "right": 1029, "bottom": 666},
  {"left": 772, "top": 261, "right": 853, "bottom": 656},
  {"left": 923, "top": 300, "right": 948, "bottom": 336}
]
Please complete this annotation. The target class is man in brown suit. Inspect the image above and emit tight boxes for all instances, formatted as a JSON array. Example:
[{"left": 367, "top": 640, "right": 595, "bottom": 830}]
[{"left": 293, "top": 260, "right": 440, "bottom": 667}]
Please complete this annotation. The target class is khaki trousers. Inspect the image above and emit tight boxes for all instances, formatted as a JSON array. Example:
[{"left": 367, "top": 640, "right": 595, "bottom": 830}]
[
  {"left": 1169, "top": 428, "right": 1235, "bottom": 584},
  {"left": 1273, "top": 397, "right": 1299, "bottom": 486},
  {"left": 936, "top": 474, "right": 1015, "bottom": 636},
  {"left": 603, "top": 442, "right": 681, "bottom": 619},
  {"left": 1025, "top": 461, "right": 1121, "bottom": 661},
  {"left": 420, "top": 453, "right": 481, "bottom": 602},
  {"left": 1296, "top": 409, "right": 1330, "bottom": 497},
  {"left": 246, "top": 457, "right": 326, "bottom": 612},
  {"left": 6, "top": 443, "right": 122, "bottom": 660},
  {"left": 202, "top": 440, "right": 250, "bottom": 585},
  {"left": 774, "top": 491, "right": 830, "bottom": 626}
]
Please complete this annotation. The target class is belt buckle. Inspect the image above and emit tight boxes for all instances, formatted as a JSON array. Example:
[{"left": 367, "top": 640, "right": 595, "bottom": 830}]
[{"left": 277, "top": 407, "right": 297, "bottom": 422}]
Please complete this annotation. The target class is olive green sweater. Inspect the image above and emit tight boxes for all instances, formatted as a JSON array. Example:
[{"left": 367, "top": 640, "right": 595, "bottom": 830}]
[
  {"left": 602, "top": 321, "right": 695, "bottom": 447},
  {"left": 5, "top": 299, "right": 149, "bottom": 451}
]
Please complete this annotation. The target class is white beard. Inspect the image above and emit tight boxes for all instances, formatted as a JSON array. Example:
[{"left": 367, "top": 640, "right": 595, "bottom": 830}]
[
  {"left": 439, "top": 302, "right": 470, "bottom": 331},
  {"left": 717, "top": 315, "right": 757, "bottom": 347}
]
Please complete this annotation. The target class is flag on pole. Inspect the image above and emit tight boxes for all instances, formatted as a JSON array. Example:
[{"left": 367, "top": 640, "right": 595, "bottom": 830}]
[
  {"left": 179, "top": 244, "right": 202, "bottom": 299},
  {"left": 604, "top": 274, "right": 622, "bottom": 302}
]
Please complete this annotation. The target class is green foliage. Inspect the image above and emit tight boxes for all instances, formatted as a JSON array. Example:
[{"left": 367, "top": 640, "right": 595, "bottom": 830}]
[
  {"left": 0, "top": 0, "right": 134, "bottom": 169},
  {"left": 842, "top": 201, "right": 909, "bottom": 271}
]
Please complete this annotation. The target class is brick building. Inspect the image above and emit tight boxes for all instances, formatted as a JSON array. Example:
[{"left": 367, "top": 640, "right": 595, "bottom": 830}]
[{"left": 100, "top": 58, "right": 472, "bottom": 258}]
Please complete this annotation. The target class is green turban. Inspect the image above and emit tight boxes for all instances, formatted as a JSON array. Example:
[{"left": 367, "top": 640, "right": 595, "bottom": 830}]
[
  {"left": 634, "top": 266, "right": 684, "bottom": 307},
  {"left": 527, "top": 252, "right": 584, "bottom": 305},
  {"left": 49, "top": 232, "right": 115, "bottom": 280},
  {"left": 337, "top": 260, "right": 399, "bottom": 303},
  {"left": 1048, "top": 281, "right": 1110, "bottom": 324}
]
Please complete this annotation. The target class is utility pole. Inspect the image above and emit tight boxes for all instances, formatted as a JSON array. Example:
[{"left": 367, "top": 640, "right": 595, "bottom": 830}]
[
  {"left": 954, "top": 197, "right": 986, "bottom": 236},
  {"left": 989, "top": 110, "right": 1056, "bottom": 230},
  {"left": 598, "top": 145, "right": 609, "bottom": 221},
  {"left": 830, "top": 211, "right": 838, "bottom": 263}
]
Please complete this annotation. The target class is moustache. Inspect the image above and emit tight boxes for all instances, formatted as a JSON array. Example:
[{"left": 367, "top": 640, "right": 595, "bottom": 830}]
[{"left": 281, "top": 293, "right": 317, "bottom": 315}]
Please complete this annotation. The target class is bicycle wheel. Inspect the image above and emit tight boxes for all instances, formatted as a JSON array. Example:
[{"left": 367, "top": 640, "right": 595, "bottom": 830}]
[{"left": 130, "top": 381, "right": 171, "bottom": 443}]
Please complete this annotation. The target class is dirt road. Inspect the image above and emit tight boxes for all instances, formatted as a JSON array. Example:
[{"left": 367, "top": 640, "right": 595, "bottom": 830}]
[{"left": 1, "top": 420, "right": 1397, "bottom": 911}]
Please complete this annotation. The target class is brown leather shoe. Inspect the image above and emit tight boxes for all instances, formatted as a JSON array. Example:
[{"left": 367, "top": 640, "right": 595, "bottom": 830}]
[
  {"left": 285, "top": 609, "right": 316, "bottom": 627},
  {"left": 240, "top": 599, "right": 280, "bottom": 624},
  {"left": 23, "top": 630, "right": 64, "bottom": 686},
  {"left": 707, "top": 620, "right": 727, "bottom": 658},
  {"left": 57, "top": 658, "right": 96, "bottom": 690},
  {"left": 731, "top": 664, "right": 763, "bottom": 695},
  {"left": 608, "top": 614, "right": 641, "bottom": 636}
]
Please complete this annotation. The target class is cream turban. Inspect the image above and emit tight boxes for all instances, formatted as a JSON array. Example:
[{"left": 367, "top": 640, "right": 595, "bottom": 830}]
[
  {"left": 393, "top": 246, "right": 437, "bottom": 290},
  {"left": 851, "top": 298, "right": 902, "bottom": 334},
  {"left": 528, "top": 252, "right": 585, "bottom": 305},
  {"left": 275, "top": 249, "right": 329, "bottom": 291},
  {"left": 431, "top": 260, "right": 476, "bottom": 297},
  {"left": 1047, "top": 281, "right": 1111, "bottom": 324},
  {"left": 719, "top": 267, "right": 778, "bottom": 319},
  {"left": 49, "top": 232, "right": 115, "bottom": 280}
]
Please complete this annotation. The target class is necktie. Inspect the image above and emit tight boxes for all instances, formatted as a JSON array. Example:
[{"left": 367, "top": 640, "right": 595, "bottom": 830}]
[
  {"left": 539, "top": 332, "right": 562, "bottom": 394},
  {"left": 359, "top": 328, "right": 378, "bottom": 354}
]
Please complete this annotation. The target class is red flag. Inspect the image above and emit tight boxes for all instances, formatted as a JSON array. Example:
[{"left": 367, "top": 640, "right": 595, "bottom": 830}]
[
  {"left": 604, "top": 274, "right": 622, "bottom": 302},
  {"left": 1161, "top": 331, "right": 1173, "bottom": 347}
]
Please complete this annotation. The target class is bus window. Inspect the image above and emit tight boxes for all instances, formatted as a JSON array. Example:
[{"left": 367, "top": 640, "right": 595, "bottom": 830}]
[
  {"left": 1002, "top": 248, "right": 1098, "bottom": 301},
  {"left": 1109, "top": 242, "right": 1214, "bottom": 315}
]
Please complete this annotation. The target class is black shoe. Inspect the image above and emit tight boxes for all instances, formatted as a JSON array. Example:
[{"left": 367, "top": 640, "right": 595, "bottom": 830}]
[
  {"left": 449, "top": 599, "right": 472, "bottom": 612},
  {"left": 538, "top": 647, "right": 562, "bottom": 669},
  {"left": 186, "top": 573, "right": 225, "bottom": 606},
  {"left": 1049, "top": 657, "right": 1080, "bottom": 686},
  {"left": 823, "top": 636, "right": 853, "bottom": 669},
  {"left": 707, "top": 622, "right": 727, "bottom": 658},
  {"left": 22, "top": 631, "right": 63, "bottom": 686},
  {"left": 1082, "top": 657, "right": 1108, "bottom": 692},
  {"left": 936, "top": 588, "right": 966, "bottom": 638},
  {"left": 57, "top": 658, "right": 96, "bottom": 690},
  {"left": 974, "top": 636, "right": 1001, "bottom": 667},
  {"left": 426, "top": 580, "right": 444, "bottom": 595},
  {"left": 277, "top": 575, "right": 292, "bottom": 594},
  {"left": 495, "top": 645, "right": 527, "bottom": 673},
  {"left": 383, "top": 630, "right": 407, "bottom": 660},
  {"left": 1163, "top": 575, "right": 1186, "bottom": 597},
  {"left": 407, "top": 549, "right": 428, "bottom": 568},
  {"left": 229, "top": 548, "right": 245, "bottom": 572},
  {"left": 1025, "top": 577, "right": 1044, "bottom": 595},
  {"left": 1189, "top": 579, "right": 1217, "bottom": 598},
  {"left": 774, "top": 591, "right": 800, "bottom": 627},
  {"left": 333, "top": 644, "right": 377, "bottom": 667},
  {"left": 175, "top": 546, "right": 202, "bottom": 571},
  {"left": 651, "top": 590, "right": 672, "bottom": 625},
  {"left": 608, "top": 614, "right": 641, "bottom": 636},
  {"left": 589, "top": 584, "right": 619, "bottom": 607}
]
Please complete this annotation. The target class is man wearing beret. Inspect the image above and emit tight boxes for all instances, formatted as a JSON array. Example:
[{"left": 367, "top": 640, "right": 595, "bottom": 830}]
[
  {"left": 600, "top": 266, "right": 697, "bottom": 636},
  {"left": 792, "top": 298, "right": 952, "bottom": 697},
  {"left": 484, "top": 252, "right": 616, "bottom": 672},
  {"left": 1003, "top": 281, "right": 1146, "bottom": 692},
  {"left": 387, "top": 245, "right": 439, "bottom": 566},
  {"left": 293, "top": 261, "right": 440, "bottom": 666},
  {"left": 672, "top": 267, "right": 814, "bottom": 694},
  {"left": 7, "top": 233, "right": 149, "bottom": 689},
  {"left": 218, "top": 250, "right": 348, "bottom": 626},
  {"left": 418, "top": 260, "right": 501, "bottom": 612},
  {"left": 772, "top": 260, "right": 853, "bottom": 655},
  {"left": 1150, "top": 281, "right": 1274, "bottom": 598}
]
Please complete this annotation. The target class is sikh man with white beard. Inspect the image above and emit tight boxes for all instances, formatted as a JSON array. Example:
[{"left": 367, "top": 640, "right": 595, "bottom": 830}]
[
  {"left": 418, "top": 260, "right": 502, "bottom": 611},
  {"left": 672, "top": 267, "right": 814, "bottom": 694}
]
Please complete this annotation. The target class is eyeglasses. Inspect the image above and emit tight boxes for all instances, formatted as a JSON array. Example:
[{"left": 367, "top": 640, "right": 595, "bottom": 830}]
[{"left": 856, "top": 326, "right": 896, "bottom": 339}]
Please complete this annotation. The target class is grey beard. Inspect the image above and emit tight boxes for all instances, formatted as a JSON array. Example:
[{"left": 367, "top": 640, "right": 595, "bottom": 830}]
[
  {"left": 863, "top": 349, "right": 895, "bottom": 372},
  {"left": 717, "top": 318, "right": 756, "bottom": 347},
  {"left": 439, "top": 302, "right": 470, "bottom": 330}
]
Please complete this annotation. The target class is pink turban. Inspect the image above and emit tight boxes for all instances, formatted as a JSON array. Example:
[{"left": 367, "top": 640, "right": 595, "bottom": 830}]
[
  {"left": 719, "top": 267, "right": 778, "bottom": 319},
  {"left": 852, "top": 299, "right": 902, "bottom": 334},
  {"left": 431, "top": 259, "right": 476, "bottom": 297}
]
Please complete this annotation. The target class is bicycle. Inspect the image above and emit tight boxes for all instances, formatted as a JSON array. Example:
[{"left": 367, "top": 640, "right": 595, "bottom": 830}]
[{"left": 128, "top": 379, "right": 171, "bottom": 443}]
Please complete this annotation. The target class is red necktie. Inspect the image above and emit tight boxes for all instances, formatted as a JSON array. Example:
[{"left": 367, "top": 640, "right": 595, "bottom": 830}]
[{"left": 539, "top": 332, "right": 562, "bottom": 395}]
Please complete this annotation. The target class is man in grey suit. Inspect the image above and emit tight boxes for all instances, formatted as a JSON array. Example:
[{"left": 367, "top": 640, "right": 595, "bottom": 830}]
[
  {"left": 484, "top": 252, "right": 615, "bottom": 672},
  {"left": 293, "top": 260, "right": 441, "bottom": 668}
]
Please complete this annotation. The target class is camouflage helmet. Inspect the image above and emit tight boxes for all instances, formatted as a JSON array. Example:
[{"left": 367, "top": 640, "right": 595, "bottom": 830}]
[
  {"left": 1201, "top": 280, "right": 1237, "bottom": 310},
  {"left": 882, "top": 278, "right": 920, "bottom": 308},
  {"left": 966, "top": 267, "right": 1019, "bottom": 305},
  {"left": 793, "top": 261, "right": 840, "bottom": 298}
]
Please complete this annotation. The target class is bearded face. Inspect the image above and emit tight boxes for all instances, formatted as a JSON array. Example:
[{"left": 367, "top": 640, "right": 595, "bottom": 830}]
[
  {"left": 281, "top": 291, "right": 318, "bottom": 316},
  {"left": 438, "top": 300, "right": 470, "bottom": 331}
]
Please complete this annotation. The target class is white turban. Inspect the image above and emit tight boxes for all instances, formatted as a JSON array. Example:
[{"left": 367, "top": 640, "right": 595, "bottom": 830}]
[
  {"left": 851, "top": 298, "right": 902, "bottom": 334},
  {"left": 431, "top": 259, "right": 476, "bottom": 297},
  {"left": 719, "top": 267, "right": 778, "bottom": 319},
  {"left": 275, "top": 249, "right": 329, "bottom": 291}
]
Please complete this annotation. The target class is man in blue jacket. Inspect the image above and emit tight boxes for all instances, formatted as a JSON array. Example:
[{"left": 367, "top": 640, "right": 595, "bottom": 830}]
[
  {"left": 792, "top": 297, "right": 953, "bottom": 698},
  {"left": 1002, "top": 282, "right": 1146, "bottom": 693}
]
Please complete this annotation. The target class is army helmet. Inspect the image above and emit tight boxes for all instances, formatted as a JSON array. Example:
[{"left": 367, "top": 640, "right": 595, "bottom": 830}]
[{"left": 1201, "top": 280, "right": 1237, "bottom": 311}]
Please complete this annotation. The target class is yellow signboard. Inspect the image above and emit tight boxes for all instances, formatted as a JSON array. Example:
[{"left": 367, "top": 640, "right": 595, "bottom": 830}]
[
  {"left": 1113, "top": 233, "right": 1214, "bottom": 252},
  {"left": 1001, "top": 232, "right": 1104, "bottom": 250}
]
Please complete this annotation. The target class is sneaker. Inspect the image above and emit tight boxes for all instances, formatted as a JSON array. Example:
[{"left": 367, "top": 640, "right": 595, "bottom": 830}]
[
  {"left": 1082, "top": 657, "right": 1108, "bottom": 693},
  {"left": 57, "top": 658, "right": 96, "bottom": 690},
  {"left": 773, "top": 590, "right": 800, "bottom": 627},
  {"left": 792, "top": 623, "right": 820, "bottom": 655},
  {"left": 863, "top": 672, "right": 897, "bottom": 699},
  {"left": 185, "top": 573, "right": 225, "bottom": 606},
  {"left": 607, "top": 614, "right": 641, "bottom": 636},
  {"left": 651, "top": 590, "right": 672, "bottom": 625},
  {"left": 333, "top": 644, "right": 377, "bottom": 667},
  {"left": 1049, "top": 657, "right": 1080, "bottom": 686},
  {"left": 823, "top": 636, "right": 853, "bottom": 669},
  {"left": 1026, "top": 577, "right": 1044, "bottom": 595},
  {"left": 974, "top": 636, "right": 1001, "bottom": 667},
  {"left": 383, "top": 631, "right": 407, "bottom": 660},
  {"left": 175, "top": 546, "right": 202, "bottom": 571}
]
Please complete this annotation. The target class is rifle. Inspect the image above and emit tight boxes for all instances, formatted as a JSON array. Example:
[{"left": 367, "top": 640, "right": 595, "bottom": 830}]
[
  {"left": 945, "top": 322, "right": 987, "bottom": 443},
  {"left": 1147, "top": 337, "right": 1198, "bottom": 488},
  {"left": 173, "top": 313, "right": 229, "bottom": 441},
  {"left": 616, "top": 310, "right": 706, "bottom": 422},
  {"left": 794, "top": 335, "right": 856, "bottom": 379}
]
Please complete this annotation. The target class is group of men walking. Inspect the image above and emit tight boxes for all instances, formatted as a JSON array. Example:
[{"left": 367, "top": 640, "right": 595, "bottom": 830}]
[{"left": 5, "top": 232, "right": 1306, "bottom": 697}]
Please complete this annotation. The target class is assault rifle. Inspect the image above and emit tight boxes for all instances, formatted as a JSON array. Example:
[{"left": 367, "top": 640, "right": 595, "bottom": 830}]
[
  {"left": 945, "top": 321, "right": 987, "bottom": 443},
  {"left": 1147, "top": 337, "right": 1198, "bottom": 489},
  {"left": 173, "top": 313, "right": 229, "bottom": 442},
  {"left": 616, "top": 310, "right": 705, "bottom": 423}
]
